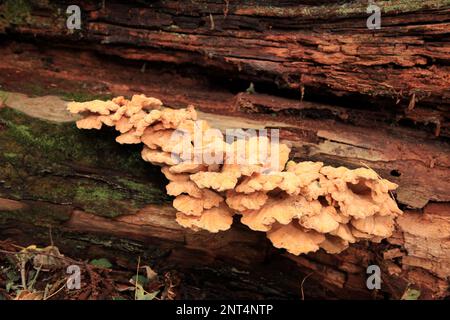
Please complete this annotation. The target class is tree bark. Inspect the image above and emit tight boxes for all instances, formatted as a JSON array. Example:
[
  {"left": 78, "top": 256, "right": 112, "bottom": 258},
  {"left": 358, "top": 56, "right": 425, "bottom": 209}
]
[
  {"left": 1, "top": 0, "right": 449, "bottom": 134},
  {"left": 0, "top": 91, "right": 449, "bottom": 299},
  {"left": 0, "top": 0, "right": 449, "bottom": 299}
]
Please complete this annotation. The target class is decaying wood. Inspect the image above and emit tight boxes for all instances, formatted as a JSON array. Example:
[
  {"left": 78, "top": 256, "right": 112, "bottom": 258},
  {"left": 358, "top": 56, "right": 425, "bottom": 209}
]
[
  {"left": 1, "top": 0, "right": 449, "bottom": 136},
  {"left": 0, "top": 90, "right": 448, "bottom": 299},
  {"left": 0, "top": 0, "right": 449, "bottom": 299}
]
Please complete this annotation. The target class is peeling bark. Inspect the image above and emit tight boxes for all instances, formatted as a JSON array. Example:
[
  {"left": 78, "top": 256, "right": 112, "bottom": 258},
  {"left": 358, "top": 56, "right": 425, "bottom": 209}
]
[
  {"left": 0, "top": 92, "right": 448, "bottom": 299},
  {"left": 1, "top": 1, "right": 449, "bottom": 112}
]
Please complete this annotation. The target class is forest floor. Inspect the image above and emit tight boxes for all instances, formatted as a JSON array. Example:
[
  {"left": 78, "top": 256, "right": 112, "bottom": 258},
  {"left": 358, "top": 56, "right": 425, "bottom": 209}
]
[{"left": 0, "top": 239, "right": 180, "bottom": 300}]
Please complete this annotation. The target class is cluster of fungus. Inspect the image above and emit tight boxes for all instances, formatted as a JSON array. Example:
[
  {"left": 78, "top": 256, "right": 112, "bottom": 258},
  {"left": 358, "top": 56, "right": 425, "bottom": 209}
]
[{"left": 68, "top": 95, "right": 402, "bottom": 256}]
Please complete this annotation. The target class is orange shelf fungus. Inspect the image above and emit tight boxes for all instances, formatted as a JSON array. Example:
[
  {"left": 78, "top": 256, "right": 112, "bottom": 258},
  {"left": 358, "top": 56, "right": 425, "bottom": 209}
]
[{"left": 68, "top": 95, "right": 403, "bottom": 255}]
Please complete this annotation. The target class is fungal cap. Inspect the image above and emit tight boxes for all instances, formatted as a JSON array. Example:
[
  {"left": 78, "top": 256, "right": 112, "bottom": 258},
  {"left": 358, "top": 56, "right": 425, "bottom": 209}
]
[
  {"left": 267, "top": 223, "right": 325, "bottom": 255},
  {"left": 225, "top": 191, "right": 268, "bottom": 211},
  {"left": 76, "top": 115, "right": 103, "bottom": 130},
  {"left": 141, "top": 147, "right": 179, "bottom": 165},
  {"left": 176, "top": 204, "right": 234, "bottom": 233},
  {"left": 67, "top": 100, "right": 119, "bottom": 115},
  {"left": 190, "top": 171, "right": 239, "bottom": 192}
]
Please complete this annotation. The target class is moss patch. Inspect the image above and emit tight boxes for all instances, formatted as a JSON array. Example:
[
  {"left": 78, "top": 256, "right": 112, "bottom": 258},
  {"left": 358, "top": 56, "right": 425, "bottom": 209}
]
[
  {"left": 60, "top": 91, "right": 114, "bottom": 103},
  {"left": 0, "top": 107, "right": 169, "bottom": 219},
  {"left": 0, "top": 0, "right": 32, "bottom": 26},
  {"left": 0, "top": 107, "right": 146, "bottom": 170},
  {"left": 74, "top": 184, "right": 130, "bottom": 218},
  {"left": 0, "top": 91, "right": 9, "bottom": 104},
  {"left": 238, "top": 0, "right": 450, "bottom": 18},
  {"left": 22, "top": 82, "right": 114, "bottom": 102}
]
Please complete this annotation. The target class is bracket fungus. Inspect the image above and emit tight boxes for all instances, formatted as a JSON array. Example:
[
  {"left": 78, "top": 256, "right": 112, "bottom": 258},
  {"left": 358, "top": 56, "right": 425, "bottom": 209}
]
[{"left": 68, "top": 95, "right": 403, "bottom": 255}]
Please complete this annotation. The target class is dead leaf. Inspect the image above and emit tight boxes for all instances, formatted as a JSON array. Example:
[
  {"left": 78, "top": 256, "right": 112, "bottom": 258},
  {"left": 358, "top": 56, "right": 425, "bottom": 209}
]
[
  {"left": 407, "top": 93, "right": 416, "bottom": 111},
  {"left": 141, "top": 266, "right": 158, "bottom": 282},
  {"left": 33, "top": 246, "right": 65, "bottom": 270},
  {"left": 15, "top": 290, "right": 43, "bottom": 300}
]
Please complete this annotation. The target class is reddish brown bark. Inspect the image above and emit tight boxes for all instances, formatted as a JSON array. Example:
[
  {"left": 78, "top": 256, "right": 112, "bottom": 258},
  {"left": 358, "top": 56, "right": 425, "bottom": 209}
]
[{"left": 3, "top": 1, "right": 449, "bottom": 110}]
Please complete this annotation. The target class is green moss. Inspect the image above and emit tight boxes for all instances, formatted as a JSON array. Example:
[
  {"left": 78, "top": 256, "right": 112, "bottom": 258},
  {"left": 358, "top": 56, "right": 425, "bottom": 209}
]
[
  {"left": 0, "top": 107, "right": 129, "bottom": 168},
  {"left": 74, "top": 184, "right": 128, "bottom": 218},
  {"left": 117, "top": 178, "right": 145, "bottom": 191},
  {"left": 2, "top": 152, "right": 18, "bottom": 159},
  {"left": 23, "top": 83, "right": 47, "bottom": 97},
  {"left": 0, "top": 91, "right": 9, "bottom": 104},
  {"left": 380, "top": 0, "right": 450, "bottom": 13},
  {"left": 242, "top": 0, "right": 450, "bottom": 18},
  {"left": 75, "top": 185, "right": 123, "bottom": 202},
  {"left": 116, "top": 177, "right": 171, "bottom": 205},
  {"left": 0, "top": 0, "right": 31, "bottom": 26},
  {"left": 0, "top": 1, "right": 66, "bottom": 32},
  {"left": 0, "top": 107, "right": 170, "bottom": 219},
  {"left": 73, "top": 180, "right": 169, "bottom": 218},
  {"left": 5, "top": 123, "right": 42, "bottom": 148},
  {"left": 59, "top": 92, "right": 114, "bottom": 103},
  {"left": 20, "top": 82, "right": 114, "bottom": 102}
]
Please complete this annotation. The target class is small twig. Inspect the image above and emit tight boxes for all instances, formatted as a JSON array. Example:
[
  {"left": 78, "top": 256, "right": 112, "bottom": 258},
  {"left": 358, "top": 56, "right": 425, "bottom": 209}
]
[
  {"left": 43, "top": 283, "right": 51, "bottom": 300},
  {"left": 134, "top": 256, "right": 141, "bottom": 300},
  {"left": 300, "top": 272, "right": 313, "bottom": 300},
  {"left": 44, "top": 278, "right": 68, "bottom": 300},
  {"left": 140, "top": 62, "right": 147, "bottom": 74},
  {"left": 407, "top": 93, "right": 416, "bottom": 111},
  {"left": 49, "top": 226, "right": 54, "bottom": 247},
  {"left": 209, "top": 13, "right": 215, "bottom": 30},
  {"left": 223, "top": 0, "right": 229, "bottom": 17},
  {"left": 5, "top": 242, "right": 27, "bottom": 250},
  {"left": 20, "top": 259, "right": 27, "bottom": 291},
  {"left": 0, "top": 248, "right": 78, "bottom": 265},
  {"left": 28, "top": 264, "right": 42, "bottom": 291}
]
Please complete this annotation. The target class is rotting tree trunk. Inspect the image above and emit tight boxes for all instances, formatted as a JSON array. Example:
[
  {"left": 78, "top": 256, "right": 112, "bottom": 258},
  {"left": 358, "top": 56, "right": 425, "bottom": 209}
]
[
  {"left": 0, "top": 0, "right": 449, "bottom": 299},
  {"left": 1, "top": 0, "right": 449, "bottom": 136},
  {"left": 0, "top": 93, "right": 449, "bottom": 300}
]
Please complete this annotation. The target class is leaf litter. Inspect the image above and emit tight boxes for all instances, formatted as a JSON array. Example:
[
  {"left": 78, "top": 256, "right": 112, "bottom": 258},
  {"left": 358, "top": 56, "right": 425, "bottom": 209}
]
[{"left": 0, "top": 240, "right": 180, "bottom": 300}]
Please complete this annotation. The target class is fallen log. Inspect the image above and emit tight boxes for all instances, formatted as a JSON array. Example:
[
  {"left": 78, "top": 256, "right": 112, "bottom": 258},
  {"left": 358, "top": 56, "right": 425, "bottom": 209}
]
[{"left": 0, "top": 91, "right": 448, "bottom": 299}]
